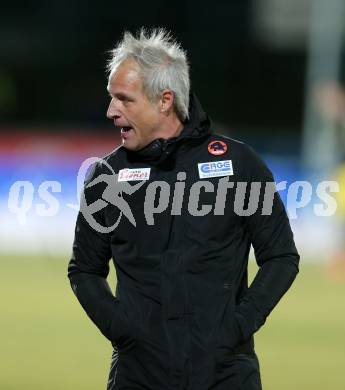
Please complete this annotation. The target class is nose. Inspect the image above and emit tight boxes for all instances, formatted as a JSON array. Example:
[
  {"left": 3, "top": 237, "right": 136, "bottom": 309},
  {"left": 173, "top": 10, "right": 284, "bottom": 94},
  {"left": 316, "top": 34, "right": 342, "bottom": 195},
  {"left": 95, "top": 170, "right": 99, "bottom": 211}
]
[{"left": 106, "top": 97, "right": 120, "bottom": 120}]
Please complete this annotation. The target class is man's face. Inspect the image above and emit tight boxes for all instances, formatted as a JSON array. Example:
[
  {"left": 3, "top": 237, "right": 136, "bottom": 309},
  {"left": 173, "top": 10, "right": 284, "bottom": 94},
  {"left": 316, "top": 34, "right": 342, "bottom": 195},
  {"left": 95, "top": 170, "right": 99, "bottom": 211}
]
[{"left": 106, "top": 58, "right": 162, "bottom": 151}]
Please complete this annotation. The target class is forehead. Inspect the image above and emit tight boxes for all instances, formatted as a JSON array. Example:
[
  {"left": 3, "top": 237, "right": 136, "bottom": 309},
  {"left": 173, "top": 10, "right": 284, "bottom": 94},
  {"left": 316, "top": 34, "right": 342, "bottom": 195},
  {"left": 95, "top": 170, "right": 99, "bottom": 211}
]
[{"left": 107, "top": 58, "right": 143, "bottom": 94}]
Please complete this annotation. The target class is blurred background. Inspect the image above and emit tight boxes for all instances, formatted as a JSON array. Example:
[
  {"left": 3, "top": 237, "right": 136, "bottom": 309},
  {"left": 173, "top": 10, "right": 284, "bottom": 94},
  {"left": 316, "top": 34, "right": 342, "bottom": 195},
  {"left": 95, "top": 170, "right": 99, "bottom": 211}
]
[{"left": 0, "top": 0, "right": 344, "bottom": 389}]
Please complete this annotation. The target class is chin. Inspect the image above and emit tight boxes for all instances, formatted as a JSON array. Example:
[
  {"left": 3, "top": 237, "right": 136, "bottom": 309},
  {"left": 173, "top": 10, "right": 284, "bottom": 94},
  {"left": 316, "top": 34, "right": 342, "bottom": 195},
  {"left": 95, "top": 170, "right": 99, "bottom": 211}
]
[{"left": 122, "top": 140, "right": 140, "bottom": 151}]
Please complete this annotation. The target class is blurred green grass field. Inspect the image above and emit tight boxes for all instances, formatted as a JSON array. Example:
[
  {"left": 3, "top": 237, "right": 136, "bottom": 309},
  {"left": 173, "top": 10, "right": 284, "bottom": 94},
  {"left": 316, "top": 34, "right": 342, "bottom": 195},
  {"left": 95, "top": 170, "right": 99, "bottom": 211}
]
[{"left": 0, "top": 255, "right": 344, "bottom": 390}]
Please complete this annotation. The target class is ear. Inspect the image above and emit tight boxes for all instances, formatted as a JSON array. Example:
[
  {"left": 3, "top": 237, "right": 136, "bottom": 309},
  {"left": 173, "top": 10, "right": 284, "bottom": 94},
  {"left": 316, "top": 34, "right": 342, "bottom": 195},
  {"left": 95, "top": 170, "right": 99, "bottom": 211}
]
[{"left": 160, "top": 89, "right": 174, "bottom": 114}]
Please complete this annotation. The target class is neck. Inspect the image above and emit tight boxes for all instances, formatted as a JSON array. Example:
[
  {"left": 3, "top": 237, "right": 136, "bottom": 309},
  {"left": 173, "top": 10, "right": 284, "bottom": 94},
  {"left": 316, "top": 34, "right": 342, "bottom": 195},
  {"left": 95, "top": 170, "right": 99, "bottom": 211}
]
[{"left": 157, "top": 114, "right": 184, "bottom": 140}]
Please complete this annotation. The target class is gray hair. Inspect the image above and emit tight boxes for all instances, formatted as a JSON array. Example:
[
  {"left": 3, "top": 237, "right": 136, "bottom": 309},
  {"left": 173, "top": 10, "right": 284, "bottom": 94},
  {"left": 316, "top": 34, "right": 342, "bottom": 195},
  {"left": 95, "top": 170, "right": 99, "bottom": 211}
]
[{"left": 107, "top": 28, "right": 190, "bottom": 121}]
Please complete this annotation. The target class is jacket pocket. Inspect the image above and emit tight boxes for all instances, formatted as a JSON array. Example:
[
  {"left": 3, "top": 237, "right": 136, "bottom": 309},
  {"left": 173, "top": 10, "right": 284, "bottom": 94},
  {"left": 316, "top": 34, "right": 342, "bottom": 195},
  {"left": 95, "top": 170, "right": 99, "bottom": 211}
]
[
  {"left": 110, "top": 302, "right": 138, "bottom": 352},
  {"left": 214, "top": 285, "right": 242, "bottom": 363}
]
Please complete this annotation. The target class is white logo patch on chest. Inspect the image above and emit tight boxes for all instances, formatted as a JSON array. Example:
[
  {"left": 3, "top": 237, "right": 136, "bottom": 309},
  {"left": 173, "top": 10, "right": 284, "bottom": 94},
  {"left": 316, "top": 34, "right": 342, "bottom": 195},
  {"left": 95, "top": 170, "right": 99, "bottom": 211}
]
[
  {"left": 198, "top": 160, "right": 234, "bottom": 179},
  {"left": 118, "top": 168, "right": 151, "bottom": 182}
]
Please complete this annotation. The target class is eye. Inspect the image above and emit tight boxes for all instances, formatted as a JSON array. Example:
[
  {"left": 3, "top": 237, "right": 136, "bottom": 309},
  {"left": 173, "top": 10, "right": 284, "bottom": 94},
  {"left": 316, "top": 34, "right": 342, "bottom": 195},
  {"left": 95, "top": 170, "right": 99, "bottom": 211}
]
[
  {"left": 118, "top": 94, "right": 130, "bottom": 102},
  {"left": 108, "top": 92, "right": 134, "bottom": 103}
]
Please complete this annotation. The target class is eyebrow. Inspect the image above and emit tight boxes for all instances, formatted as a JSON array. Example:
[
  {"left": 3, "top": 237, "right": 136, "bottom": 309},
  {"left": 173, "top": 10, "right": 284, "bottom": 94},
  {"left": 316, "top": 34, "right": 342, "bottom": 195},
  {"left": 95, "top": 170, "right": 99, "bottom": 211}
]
[
  {"left": 106, "top": 86, "right": 124, "bottom": 97},
  {"left": 107, "top": 88, "right": 133, "bottom": 101}
]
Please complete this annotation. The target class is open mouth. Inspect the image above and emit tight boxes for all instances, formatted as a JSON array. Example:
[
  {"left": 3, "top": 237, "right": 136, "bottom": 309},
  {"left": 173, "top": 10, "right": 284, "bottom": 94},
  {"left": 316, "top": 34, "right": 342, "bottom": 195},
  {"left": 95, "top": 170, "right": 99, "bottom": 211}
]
[{"left": 121, "top": 126, "right": 133, "bottom": 133}]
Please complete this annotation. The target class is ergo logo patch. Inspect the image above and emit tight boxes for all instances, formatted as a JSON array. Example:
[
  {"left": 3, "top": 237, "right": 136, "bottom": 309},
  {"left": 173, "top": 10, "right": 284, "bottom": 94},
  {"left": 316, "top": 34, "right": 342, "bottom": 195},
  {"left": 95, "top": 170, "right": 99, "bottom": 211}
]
[{"left": 198, "top": 160, "right": 234, "bottom": 179}]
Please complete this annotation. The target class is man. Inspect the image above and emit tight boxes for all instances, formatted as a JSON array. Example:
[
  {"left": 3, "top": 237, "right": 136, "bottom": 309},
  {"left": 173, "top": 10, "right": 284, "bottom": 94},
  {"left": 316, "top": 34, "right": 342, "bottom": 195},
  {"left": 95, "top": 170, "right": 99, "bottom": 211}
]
[{"left": 68, "top": 28, "right": 300, "bottom": 390}]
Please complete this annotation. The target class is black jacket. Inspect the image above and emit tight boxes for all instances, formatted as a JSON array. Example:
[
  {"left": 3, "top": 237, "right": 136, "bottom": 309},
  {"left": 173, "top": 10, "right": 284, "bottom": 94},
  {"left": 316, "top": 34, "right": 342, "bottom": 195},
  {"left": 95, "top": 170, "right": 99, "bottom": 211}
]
[{"left": 68, "top": 94, "right": 299, "bottom": 389}]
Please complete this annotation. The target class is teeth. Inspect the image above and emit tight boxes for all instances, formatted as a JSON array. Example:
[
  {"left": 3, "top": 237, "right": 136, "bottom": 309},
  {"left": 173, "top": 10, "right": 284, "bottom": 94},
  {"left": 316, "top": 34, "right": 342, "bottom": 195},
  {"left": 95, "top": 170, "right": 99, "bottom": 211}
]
[{"left": 122, "top": 127, "right": 132, "bottom": 132}]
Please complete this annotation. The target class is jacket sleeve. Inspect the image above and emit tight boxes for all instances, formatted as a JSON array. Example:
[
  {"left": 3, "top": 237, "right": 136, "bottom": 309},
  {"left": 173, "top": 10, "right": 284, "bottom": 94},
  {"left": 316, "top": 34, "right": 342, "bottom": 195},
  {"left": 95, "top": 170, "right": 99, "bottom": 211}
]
[
  {"left": 67, "top": 162, "right": 125, "bottom": 343},
  {"left": 234, "top": 144, "right": 300, "bottom": 343}
]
